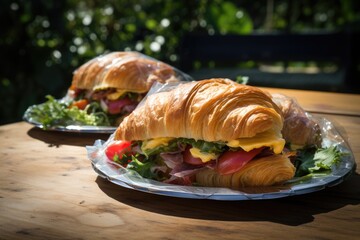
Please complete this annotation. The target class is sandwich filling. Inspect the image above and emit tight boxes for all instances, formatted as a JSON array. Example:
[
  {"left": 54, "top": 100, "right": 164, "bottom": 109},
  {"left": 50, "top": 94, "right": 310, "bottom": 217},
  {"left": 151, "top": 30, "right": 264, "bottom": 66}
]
[
  {"left": 67, "top": 85, "right": 145, "bottom": 126},
  {"left": 105, "top": 130, "right": 287, "bottom": 186}
]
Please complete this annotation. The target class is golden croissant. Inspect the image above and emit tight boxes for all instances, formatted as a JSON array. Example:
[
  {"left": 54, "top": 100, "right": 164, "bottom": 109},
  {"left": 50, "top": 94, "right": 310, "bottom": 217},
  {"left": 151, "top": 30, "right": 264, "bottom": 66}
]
[
  {"left": 72, "top": 51, "right": 177, "bottom": 93},
  {"left": 115, "top": 78, "right": 284, "bottom": 142},
  {"left": 109, "top": 78, "right": 296, "bottom": 189}
]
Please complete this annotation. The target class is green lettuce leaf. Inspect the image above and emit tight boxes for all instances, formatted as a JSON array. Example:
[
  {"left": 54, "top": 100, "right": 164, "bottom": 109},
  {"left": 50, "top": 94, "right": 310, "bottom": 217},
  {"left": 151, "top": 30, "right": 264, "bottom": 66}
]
[
  {"left": 141, "top": 140, "right": 179, "bottom": 157},
  {"left": 294, "top": 146, "right": 343, "bottom": 177},
  {"left": 126, "top": 156, "right": 160, "bottom": 180},
  {"left": 310, "top": 146, "right": 342, "bottom": 172},
  {"left": 27, "top": 95, "right": 111, "bottom": 128},
  {"left": 178, "top": 138, "right": 226, "bottom": 154}
]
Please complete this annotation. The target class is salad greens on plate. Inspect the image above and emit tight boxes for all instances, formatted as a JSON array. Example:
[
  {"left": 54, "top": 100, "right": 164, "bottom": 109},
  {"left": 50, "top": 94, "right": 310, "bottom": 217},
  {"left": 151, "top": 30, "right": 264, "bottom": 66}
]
[
  {"left": 294, "top": 145, "right": 343, "bottom": 177},
  {"left": 24, "top": 95, "right": 111, "bottom": 129}
]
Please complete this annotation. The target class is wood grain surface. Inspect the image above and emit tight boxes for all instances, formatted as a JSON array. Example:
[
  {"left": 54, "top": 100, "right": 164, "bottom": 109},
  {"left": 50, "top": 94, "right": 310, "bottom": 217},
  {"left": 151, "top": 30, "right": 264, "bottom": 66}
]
[{"left": 1, "top": 89, "right": 360, "bottom": 240}]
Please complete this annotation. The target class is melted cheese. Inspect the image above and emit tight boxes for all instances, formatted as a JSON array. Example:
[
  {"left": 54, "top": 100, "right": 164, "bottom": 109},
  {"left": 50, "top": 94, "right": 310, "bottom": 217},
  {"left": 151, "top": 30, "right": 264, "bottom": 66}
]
[
  {"left": 106, "top": 88, "right": 147, "bottom": 100},
  {"left": 141, "top": 137, "right": 174, "bottom": 150},
  {"left": 107, "top": 90, "right": 127, "bottom": 100},
  {"left": 226, "top": 131, "right": 285, "bottom": 154},
  {"left": 190, "top": 147, "right": 219, "bottom": 163}
]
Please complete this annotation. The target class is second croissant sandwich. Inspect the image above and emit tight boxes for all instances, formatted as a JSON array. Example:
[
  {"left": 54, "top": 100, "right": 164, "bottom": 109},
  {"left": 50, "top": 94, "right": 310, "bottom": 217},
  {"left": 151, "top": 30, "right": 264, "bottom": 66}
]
[
  {"left": 106, "top": 78, "right": 296, "bottom": 188},
  {"left": 66, "top": 51, "right": 182, "bottom": 126}
]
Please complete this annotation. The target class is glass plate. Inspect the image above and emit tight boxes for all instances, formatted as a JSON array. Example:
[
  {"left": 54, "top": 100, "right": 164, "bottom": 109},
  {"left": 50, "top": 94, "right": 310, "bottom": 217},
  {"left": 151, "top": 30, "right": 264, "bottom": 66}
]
[
  {"left": 87, "top": 116, "right": 356, "bottom": 200},
  {"left": 23, "top": 104, "right": 117, "bottom": 134}
]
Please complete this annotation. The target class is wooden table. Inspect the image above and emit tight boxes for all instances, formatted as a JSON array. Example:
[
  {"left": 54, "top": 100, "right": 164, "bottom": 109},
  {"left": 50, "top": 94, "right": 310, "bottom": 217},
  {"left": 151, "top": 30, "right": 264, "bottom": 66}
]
[{"left": 1, "top": 87, "right": 359, "bottom": 240}]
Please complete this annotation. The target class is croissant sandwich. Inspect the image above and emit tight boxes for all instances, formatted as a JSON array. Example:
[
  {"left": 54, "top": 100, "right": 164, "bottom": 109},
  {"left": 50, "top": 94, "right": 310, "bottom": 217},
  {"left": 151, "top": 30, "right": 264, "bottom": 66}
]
[
  {"left": 103, "top": 78, "right": 298, "bottom": 189},
  {"left": 66, "top": 51, "right": 183, "bottom": 125}
]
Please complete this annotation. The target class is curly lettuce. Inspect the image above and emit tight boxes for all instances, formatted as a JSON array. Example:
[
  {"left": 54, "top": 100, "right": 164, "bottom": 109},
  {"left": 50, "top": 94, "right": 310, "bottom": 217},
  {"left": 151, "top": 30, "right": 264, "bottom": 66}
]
[
  {"left": 26, "top": 95, "right": 110, "bottom": 129},
  {"left": 294, "top": 146, "right": 343, "bottom": 177}
]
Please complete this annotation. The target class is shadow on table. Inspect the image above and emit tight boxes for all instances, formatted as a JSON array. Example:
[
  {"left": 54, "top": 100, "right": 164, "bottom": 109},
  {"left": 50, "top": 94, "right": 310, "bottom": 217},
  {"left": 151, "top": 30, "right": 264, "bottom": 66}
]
[
  {"left": 95, "top": 173, "right": 360, "bottom": 226},
  {"left": 27, "top": 127, "right": 110, "bottom": 147}
]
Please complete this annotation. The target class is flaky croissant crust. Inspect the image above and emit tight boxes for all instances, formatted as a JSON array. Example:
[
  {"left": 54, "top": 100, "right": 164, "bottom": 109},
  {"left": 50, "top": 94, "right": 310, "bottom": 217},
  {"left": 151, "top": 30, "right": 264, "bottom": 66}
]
[
  {"left": 196, "top": 154, "right": 296, "bottom": 188},
  {"left": 115, "top": 78, "right": 284, "bottom": 142},
  {"left": 71, "top": 51, "right": 176, "bottom": 93}
]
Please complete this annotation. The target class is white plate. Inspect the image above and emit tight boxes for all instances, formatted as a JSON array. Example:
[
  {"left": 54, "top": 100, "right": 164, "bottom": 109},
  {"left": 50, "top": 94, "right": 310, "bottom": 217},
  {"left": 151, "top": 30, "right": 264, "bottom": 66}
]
[{"left": 87, "top": 116, "right": 356, "bottom": 200}]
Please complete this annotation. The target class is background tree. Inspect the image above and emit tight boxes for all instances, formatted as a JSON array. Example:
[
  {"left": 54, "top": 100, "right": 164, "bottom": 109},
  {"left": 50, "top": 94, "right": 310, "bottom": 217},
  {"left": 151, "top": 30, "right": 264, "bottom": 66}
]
[{"left": 1, "top": 0, "right": 359, "bottom": 124}]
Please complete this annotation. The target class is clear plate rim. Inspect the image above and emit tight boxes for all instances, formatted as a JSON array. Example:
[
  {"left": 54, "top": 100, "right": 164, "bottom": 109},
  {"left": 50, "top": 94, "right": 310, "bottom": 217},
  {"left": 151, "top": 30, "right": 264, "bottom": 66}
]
[{"left": 90, "top": 155, "right": 355, "bottom": 200}]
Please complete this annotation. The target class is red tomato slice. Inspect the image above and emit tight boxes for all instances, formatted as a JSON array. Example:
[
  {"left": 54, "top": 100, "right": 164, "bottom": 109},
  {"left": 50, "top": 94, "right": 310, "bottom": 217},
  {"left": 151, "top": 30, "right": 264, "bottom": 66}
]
[
  {"left": 70, "top": 99, "right": 89, "bottom": 110},
  {"left": 183, "top": 145, "right": 204, "bottom": 165},
  {"left": 105, "top": 141, "right": 132, "bottom": 163},
  {"left": 107, "top": 97, "right": 133, "bottom": 114},
  {"left": 217, "top": 147, "right": 264, "bottom": 175}
]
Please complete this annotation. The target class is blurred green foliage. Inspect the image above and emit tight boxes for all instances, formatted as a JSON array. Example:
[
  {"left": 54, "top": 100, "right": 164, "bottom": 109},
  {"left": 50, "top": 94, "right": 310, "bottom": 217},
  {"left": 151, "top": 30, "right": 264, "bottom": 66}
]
[{"left": 1, "top": 0, "right": 359, "bottom": 124}]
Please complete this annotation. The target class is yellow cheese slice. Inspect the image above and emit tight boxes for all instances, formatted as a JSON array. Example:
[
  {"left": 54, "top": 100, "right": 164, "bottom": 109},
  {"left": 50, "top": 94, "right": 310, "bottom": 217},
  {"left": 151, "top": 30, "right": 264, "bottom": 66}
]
[
  {"left": 141, "top": 137, "right": 174, "bottom": 151},
  {"left": 226, "top": 131, "right": 285, "bottom": 154},
  {"left": 106, "top": 90, "right": 127, "bottom": 100},
  {"left": 189, "top": 147, "right": 219, "bottom": 163}
]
